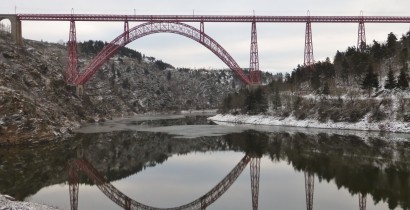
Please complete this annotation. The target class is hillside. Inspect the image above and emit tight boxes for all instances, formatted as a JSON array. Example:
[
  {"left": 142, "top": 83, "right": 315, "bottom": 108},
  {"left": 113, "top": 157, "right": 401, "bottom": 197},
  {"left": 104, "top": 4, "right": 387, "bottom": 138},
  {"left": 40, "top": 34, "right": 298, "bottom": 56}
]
[
  {"left": 0, "top": 33, "right": 241, "bottom": 144},
  {"left": 216, "top": 30, "right": 410, "bottom": 132}
]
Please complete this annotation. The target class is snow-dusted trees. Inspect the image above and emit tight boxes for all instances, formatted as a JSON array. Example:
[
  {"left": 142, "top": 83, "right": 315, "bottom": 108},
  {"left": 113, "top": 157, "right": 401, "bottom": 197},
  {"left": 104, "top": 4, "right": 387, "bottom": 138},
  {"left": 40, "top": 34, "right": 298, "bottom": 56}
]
[
  {"left": 397, "top": 66, "right": 409, "bottom": 90},
  {"left": 384, "top": 67, "right": 396, "bottom": 90},
  {"left": 361, "top": 65, "right": 379, "bottom": 97},
  {"left": 220, "top": 87, "right": 268, "bottom": 115},
  {"left": 245, "top": 87, "right": 268, "bottom": 115},
  {"left": 387, "top": 32, "right": 398, "bottom": 56}
]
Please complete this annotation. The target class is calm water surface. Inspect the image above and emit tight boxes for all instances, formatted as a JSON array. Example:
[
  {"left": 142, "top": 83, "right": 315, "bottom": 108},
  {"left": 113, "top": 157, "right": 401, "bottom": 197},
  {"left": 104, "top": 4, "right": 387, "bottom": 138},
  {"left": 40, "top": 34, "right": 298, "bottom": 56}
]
[{"left": 1, "top": 115, "right": 409, "bottom": 210}]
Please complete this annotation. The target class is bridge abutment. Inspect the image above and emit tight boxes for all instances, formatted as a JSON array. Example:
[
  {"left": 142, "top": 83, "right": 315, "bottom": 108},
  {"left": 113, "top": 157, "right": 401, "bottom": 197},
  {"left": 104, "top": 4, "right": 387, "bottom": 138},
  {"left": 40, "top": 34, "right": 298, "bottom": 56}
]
[{"left": 0, "top": 15, "right": 23, "bottom": 45}]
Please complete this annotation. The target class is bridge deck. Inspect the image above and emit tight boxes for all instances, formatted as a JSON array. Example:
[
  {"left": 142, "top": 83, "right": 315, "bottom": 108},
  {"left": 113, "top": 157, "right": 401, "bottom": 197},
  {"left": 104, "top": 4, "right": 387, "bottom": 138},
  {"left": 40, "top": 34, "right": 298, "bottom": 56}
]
[{"left": 14, "top": 14, "right": 410, "bottom": 23}]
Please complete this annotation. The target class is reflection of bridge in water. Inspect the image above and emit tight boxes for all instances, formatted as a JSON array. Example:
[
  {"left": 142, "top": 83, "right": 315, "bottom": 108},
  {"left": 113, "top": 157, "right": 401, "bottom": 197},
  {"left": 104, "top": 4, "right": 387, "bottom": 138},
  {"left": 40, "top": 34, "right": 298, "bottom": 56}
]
[{"left": 68, "top": 155, "right": 367, "bottom": 210}]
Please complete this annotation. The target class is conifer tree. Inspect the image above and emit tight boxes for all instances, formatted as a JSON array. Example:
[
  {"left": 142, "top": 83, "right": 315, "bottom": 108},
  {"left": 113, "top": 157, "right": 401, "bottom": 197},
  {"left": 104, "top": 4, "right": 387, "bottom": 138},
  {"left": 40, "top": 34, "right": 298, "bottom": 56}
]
[
  {"left": 322, "top": 82, "right": 330, "bottom": 95},
  {"left": 245, "top": 87, "right": 268, "bottom": 115},
  {"left": 387, "top": 32, "right": 398, "bottom": 56},
  {"left": 361, "top": 65, "right": 379, "bottom": 97},
  {"left": 272, "top": 89, "right": 281, "bottom": 110},
  {"left": 384, "top": 67, "right": 396, "bottom": 89},
  {"left": 341, "top": 58, "right": 349, "bottom": 84},
  {"left": 397, "top": 66, "right": 409, "bottom": 90}
]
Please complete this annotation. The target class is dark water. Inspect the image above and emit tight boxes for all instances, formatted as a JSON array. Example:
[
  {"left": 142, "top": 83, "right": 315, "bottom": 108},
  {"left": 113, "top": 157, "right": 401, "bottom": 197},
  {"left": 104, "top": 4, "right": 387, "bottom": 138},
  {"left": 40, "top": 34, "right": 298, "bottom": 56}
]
[{"left": 1, "top": 115, "right": 410, "bottom": 210}]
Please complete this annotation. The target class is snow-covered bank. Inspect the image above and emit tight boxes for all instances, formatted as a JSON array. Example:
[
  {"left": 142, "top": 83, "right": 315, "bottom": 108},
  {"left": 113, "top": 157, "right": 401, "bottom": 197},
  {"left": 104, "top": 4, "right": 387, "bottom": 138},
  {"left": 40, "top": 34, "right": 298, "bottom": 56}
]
[
  {"left": 180, "top": 109, "right": 218, "bottom": 114},
  {"left": 209, "top": 114, "right": 410, "bottom": 133},
  {"left": 0, "top": 194, "right": 58, "bottom": 210}
]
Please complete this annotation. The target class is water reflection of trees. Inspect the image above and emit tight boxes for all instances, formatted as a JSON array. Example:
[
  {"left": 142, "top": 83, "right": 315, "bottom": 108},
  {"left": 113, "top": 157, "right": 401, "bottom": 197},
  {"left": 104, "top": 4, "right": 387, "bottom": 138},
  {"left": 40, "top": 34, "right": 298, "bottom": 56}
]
[
  {"left": 226, "top": 131, "right": 410, "bottom": 210},
  {"left": 1, "top": 127, "right": 410, "bottom": 209}
]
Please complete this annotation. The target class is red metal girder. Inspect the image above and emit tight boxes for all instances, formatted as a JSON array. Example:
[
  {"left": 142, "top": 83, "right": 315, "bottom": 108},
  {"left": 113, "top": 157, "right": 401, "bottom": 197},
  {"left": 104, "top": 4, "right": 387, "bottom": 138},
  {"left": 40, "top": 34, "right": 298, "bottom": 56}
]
[
  {"left": 68, "top": 162, "right": 79, "bottom": 210},
  {"left": 359, "top": 193, "right": 367, "bottom": 210},
  {"left": 16, "top": 14, "right": 410, "bottom": 23},
  {"left": 249, "top": 21, "right": 260, "bottom": 85},
  {"left": 250, "top": 158, "right": 260, "bottom": 210},
  {"left": 200, "top": 21, "right": 204, "bottom": 43},
  {"left": 304, "top": 18, "right": 314, "bottom": 67},
  {"left": 66, "top": 20, "right": 78, "bottom": 83},
  {"left": 75, "top": 22, "right": 251, "bottom": 85},
  {"left": 357, "top": 21, "right": 366, "bottom": 51},
  {"left": 304, "top": 172, "right": 314, "bottom": 210},
  {"left": 69, "top": 155, "right": 250, "bottom": 210},
  {"left": 124, "top": 20, "right": 129, "bottom": 42}
]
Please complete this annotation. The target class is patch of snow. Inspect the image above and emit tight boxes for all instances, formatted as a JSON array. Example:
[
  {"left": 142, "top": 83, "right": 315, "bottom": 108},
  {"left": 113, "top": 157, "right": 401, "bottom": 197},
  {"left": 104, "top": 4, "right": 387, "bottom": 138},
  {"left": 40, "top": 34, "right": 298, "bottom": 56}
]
[
  {"left": 0, "top": 194, "right": 59, "bottom": 210},
  {"left": 208, "top": 114, "right": 410, "bottom": 134},
  {"left": 180, "top": 109, "right": 217, "bottom": 114}
]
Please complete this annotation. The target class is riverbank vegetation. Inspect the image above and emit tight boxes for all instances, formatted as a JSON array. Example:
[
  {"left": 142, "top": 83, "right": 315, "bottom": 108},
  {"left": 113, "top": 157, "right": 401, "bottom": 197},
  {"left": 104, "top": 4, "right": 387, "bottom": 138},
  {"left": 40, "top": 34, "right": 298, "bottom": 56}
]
[{"left": 219, "top": 30, "right": 410, "bottom": 125}]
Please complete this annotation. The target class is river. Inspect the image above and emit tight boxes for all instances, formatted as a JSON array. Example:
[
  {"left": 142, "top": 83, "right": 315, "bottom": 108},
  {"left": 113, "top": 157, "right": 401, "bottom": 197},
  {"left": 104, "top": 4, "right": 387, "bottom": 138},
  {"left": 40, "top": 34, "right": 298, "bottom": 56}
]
[{"left": 0, "top": 114, "right": 409, "bottom": 210}]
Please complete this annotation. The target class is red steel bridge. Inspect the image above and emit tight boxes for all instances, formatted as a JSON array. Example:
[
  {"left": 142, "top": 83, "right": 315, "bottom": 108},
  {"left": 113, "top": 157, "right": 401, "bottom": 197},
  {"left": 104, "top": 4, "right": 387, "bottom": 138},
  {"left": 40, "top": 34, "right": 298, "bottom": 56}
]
[
  {"left": 2, "top": 13, "right": 410, "bottom": 87},
  {"left": 68, "top": 155, "right": 367, "bottom": 210},
  {"left": 68, "top": 155, "right": 259, "bottom": 210}
]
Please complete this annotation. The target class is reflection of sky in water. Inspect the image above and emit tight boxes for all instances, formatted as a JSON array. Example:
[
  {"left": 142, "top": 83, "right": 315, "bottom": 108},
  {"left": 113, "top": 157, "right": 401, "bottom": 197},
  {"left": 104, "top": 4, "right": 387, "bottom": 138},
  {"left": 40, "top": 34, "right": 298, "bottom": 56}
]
[{"left": 28, "top": 151, "right": 393, "bottom": 210}]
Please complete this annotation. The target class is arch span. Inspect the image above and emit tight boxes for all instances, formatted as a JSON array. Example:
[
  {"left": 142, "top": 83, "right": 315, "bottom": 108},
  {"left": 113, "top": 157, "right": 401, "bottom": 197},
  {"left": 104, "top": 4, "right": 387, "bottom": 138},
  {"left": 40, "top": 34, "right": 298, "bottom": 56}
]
[
  {"left": 69, "top": 155, "right": 251, "bottom": 210},
  {"left": 0, "top": 15, "right": 22, "bottom": 45},
  {"left": 74, "top": 22, "right": 251, "bottom": 85},
  {"left": 0, "top": 18, "right": 11, "bottom": 33}
]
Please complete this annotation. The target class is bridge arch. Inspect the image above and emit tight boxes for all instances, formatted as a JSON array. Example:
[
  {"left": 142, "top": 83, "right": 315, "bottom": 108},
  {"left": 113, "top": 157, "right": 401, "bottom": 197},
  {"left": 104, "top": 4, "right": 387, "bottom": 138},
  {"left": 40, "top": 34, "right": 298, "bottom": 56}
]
[
  {"left": 0, "top": 15, "right": 22, "bottom": 45},
  {"left": 74, "top": 22, "right": 251, "bottom": 85},
  {"left": 69, "top": 155, "right": 251, "bottom": 209},
  {"left": 0, "top": 18, "right": 11, "bottom": 33}
]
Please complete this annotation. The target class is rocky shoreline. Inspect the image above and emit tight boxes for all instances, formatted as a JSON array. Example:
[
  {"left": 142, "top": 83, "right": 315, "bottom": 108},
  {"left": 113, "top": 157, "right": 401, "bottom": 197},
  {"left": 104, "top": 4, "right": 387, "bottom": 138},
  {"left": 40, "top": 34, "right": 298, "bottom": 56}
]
[{"left": 0, "top": 194, "right": 58, "bottom": 210}]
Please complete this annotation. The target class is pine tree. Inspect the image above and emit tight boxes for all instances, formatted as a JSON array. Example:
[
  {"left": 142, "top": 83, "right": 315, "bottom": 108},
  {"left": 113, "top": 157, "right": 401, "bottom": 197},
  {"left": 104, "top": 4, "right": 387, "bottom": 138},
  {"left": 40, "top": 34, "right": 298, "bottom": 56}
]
[
  {"left": 221, "top": 94, "right": 232, "bottom": 113},
  {"left": 387, "top": 32, "right": 398, "bottom": 56},
  {"left": 310, "top": 70, "right": 321, "bottom": 91},
  {"left": 245, "top": 87, "right": 268, "bottom": 115},
  {"left": 384, "top": 67, "right": 396, "bottom": 89},
  {"left": 322, "top": 82, "right": 330, "bottom": 95},
  {"left": 272, "top": 89, "right": 281, "bottom": 110},
  {"left": 361, "top": 65, "right": 378, "bottom": 97},
  {"left": 397, "top": 66, "right": 409, "bottom": 90},
  {"left": 341, "top": 58, "right": 349, "bottom": 84},
  {"left": 254, "top": 87, "right": 268, "bottom": 113}
]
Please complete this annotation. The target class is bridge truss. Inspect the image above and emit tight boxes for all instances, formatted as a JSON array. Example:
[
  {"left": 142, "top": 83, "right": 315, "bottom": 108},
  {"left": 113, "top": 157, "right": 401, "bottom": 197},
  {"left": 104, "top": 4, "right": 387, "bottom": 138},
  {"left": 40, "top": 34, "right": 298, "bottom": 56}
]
[
  {"left": 74, "top": 21, "right": 251, "bottom": 85},
  {"left": 13, "top": 13, "right": 410, "bottom": 85}
]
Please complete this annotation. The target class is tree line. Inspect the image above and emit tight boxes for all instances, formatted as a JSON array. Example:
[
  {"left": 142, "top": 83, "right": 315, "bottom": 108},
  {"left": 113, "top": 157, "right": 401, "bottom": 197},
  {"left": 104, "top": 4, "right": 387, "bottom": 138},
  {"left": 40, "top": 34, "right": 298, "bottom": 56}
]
[
  {"left": 78, "top": 40, "right": 143, "bottom": 62},
  {"left": 220, "top": 30, "right": 410, "bottom": 115}
]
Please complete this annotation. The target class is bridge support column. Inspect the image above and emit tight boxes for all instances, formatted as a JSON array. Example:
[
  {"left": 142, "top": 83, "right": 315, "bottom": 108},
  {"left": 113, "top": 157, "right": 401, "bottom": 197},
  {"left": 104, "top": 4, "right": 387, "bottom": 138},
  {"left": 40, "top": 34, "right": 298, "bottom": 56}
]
[
  {"left": 304, "top": 11, "right": 314, "bottom": 67},
  {"left": 250, "top": 157, "right": 260, "bottom": 210},
  {"left": 357, "top": 11, "right": 366, "bottom": 52},
  {"left": 124, "top": 20, "right": 129, "bottom": 42},
  {"left": 69, "top": 163, "right": 79, "bottom": 210},
  {"left": 66, "top": 20, "right": 79, "bottom": 84},
  {"left": 200, "top": 21, "right": 204, "bottom": 43},
  {"left": 304, "top": 171, "right": 314, "bottom": 210},
  {"left": 5, "top": 15, "right": 23, "bottom": 45},
  {"left": 76, "top": 85, "right": 84, "bottom": 96},
  {"left": 249, "top": 21, "right": 260, "bottom": 84},
  {"left": 359, "top": 193, "right": 366, "bottom": 210}
]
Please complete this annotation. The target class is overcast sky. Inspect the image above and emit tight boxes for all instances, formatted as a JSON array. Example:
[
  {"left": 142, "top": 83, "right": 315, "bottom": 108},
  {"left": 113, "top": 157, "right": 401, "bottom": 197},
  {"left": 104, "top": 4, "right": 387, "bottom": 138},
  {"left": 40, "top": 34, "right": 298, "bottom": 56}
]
[{"left": 2, "top": 0, "right": 410, "bottom": 73}]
